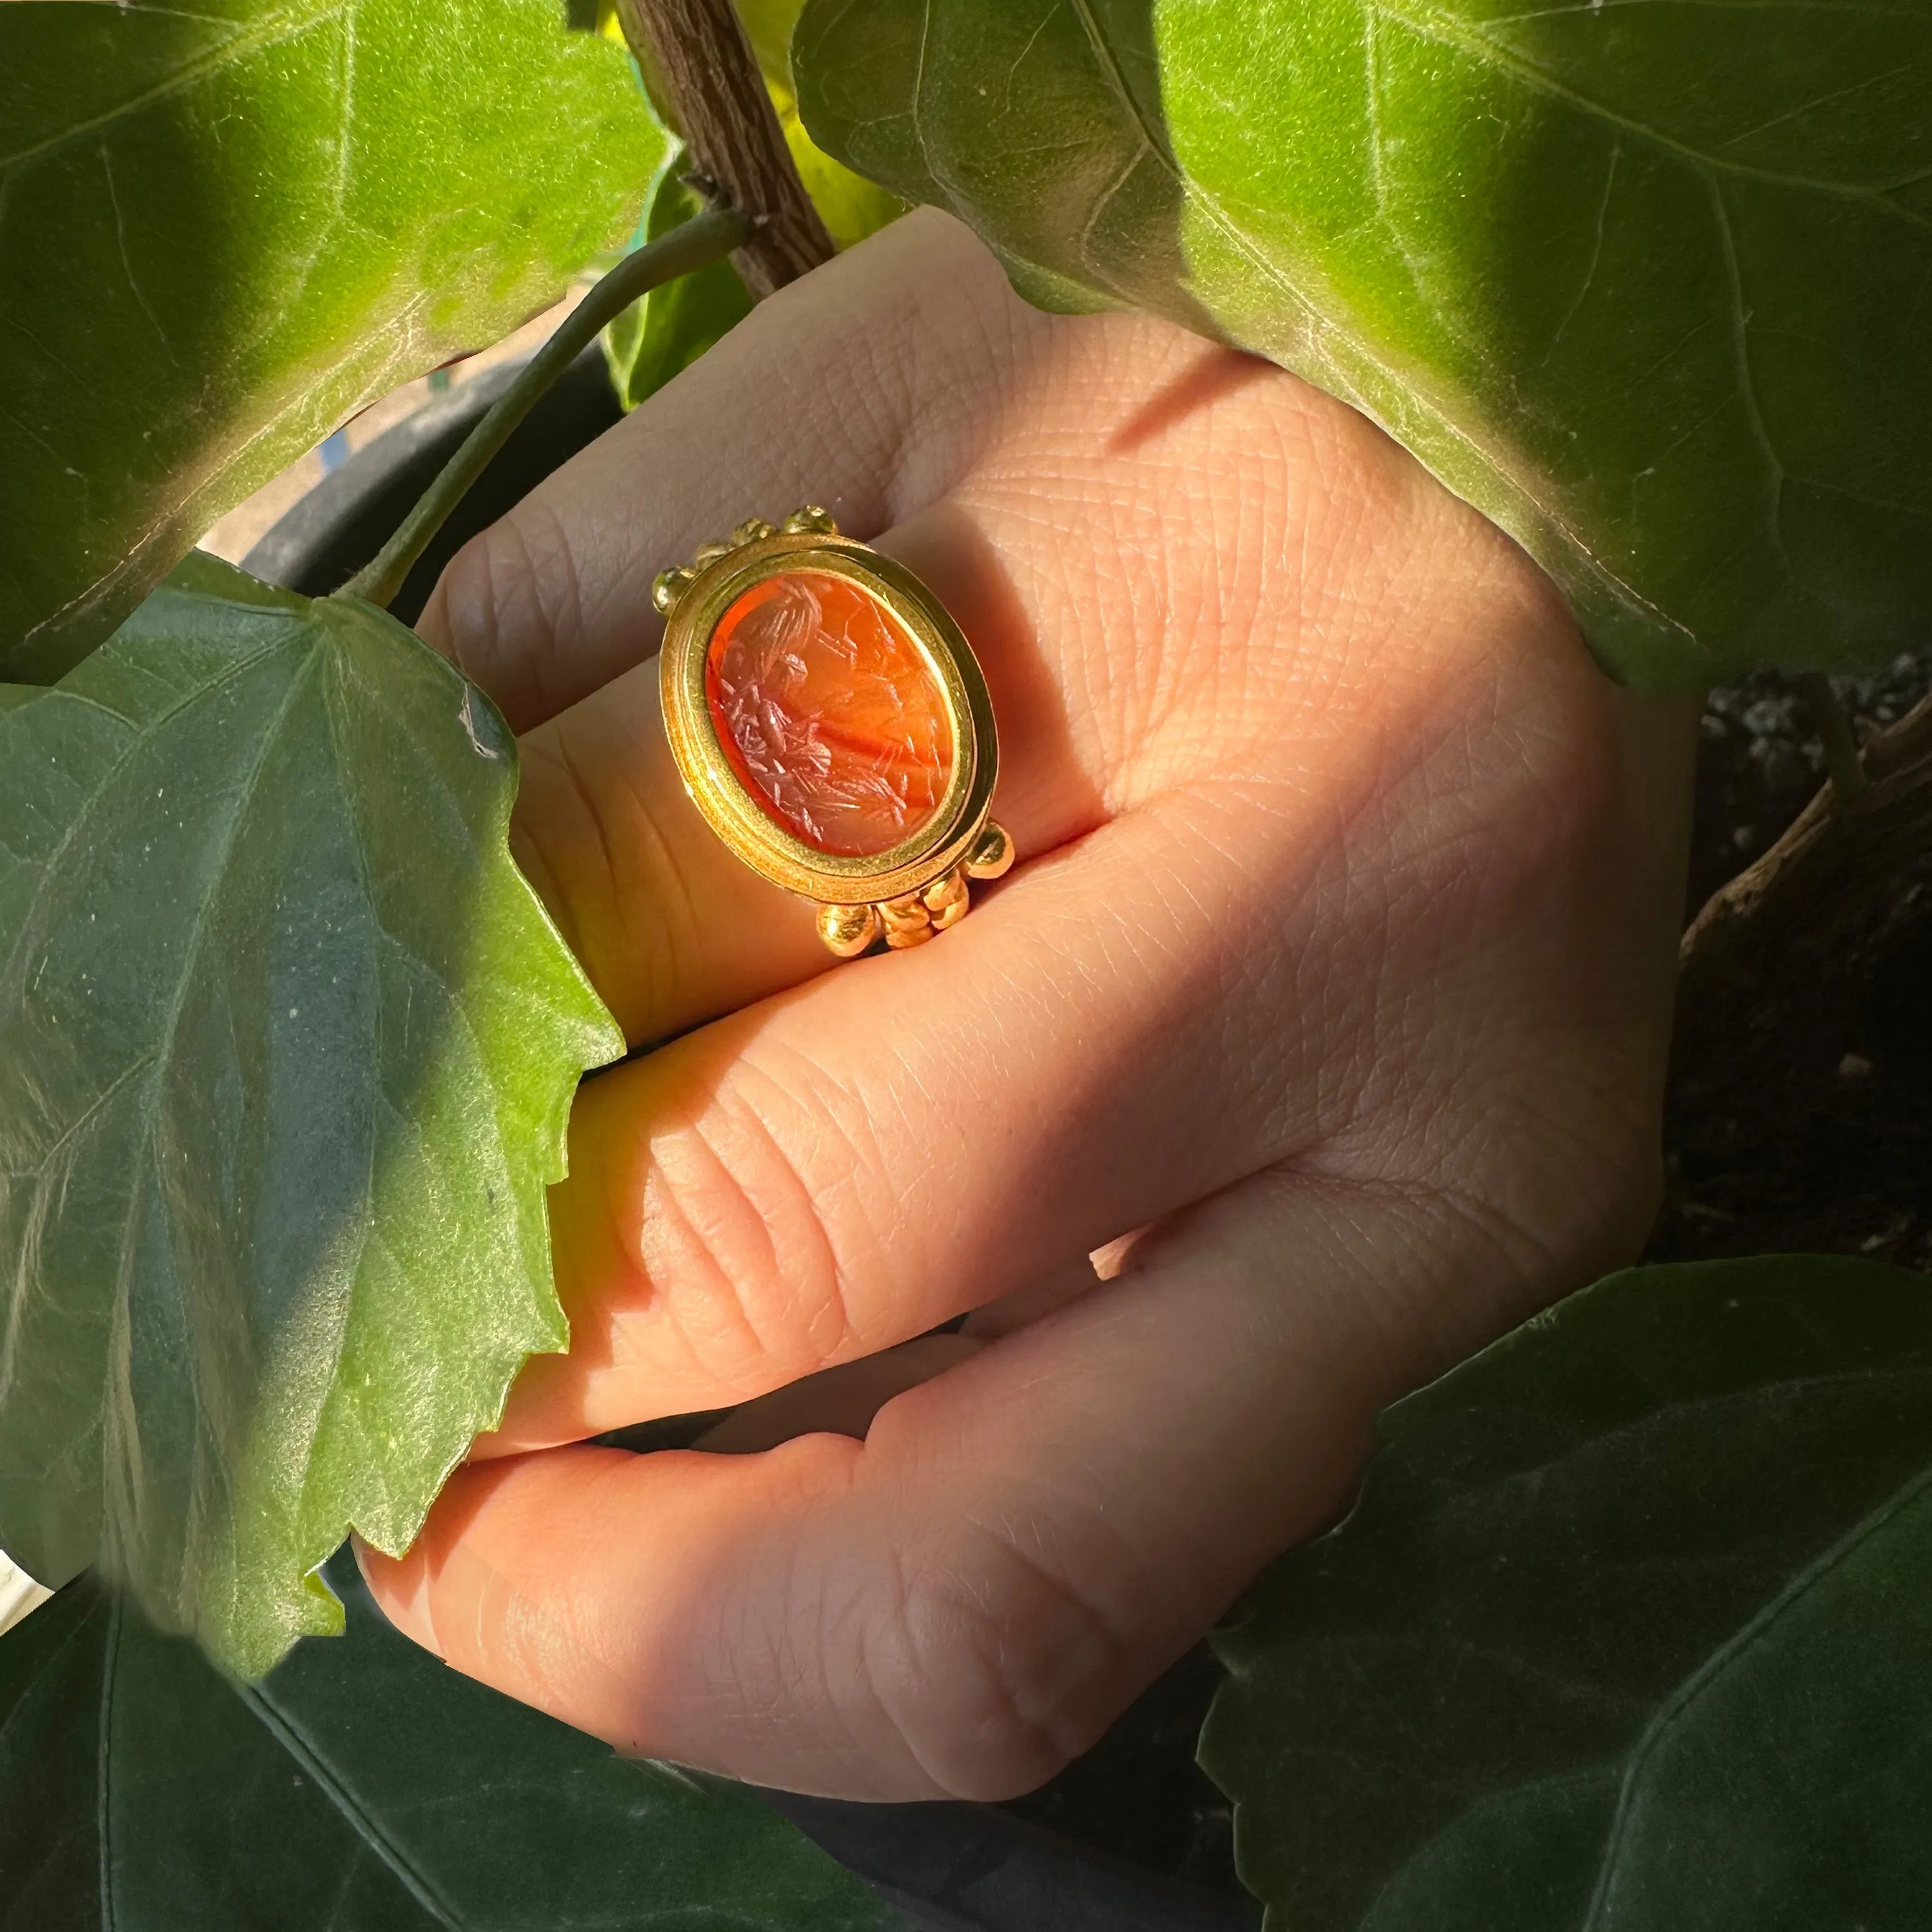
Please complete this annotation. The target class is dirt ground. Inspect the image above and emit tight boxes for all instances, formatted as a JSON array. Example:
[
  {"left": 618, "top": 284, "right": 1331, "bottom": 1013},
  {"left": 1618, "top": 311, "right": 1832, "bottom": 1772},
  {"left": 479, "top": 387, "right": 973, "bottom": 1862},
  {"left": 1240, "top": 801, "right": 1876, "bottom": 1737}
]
[{"left": 1650, "top": 655, "right": 1932, "bottom": 1274}]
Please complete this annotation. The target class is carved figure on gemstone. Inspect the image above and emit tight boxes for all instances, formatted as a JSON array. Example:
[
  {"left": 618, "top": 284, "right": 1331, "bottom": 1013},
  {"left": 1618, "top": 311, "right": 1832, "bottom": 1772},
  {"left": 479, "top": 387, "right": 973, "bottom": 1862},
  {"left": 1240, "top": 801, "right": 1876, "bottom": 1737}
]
[{"left": 655, "top": 508, "right": 1014, "bottom": 954}]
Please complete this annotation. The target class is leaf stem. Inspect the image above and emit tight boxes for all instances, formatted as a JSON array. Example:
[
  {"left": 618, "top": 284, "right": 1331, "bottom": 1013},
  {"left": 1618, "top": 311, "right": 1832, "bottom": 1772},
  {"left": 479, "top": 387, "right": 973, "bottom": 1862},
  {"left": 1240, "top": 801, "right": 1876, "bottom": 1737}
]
[
  {"left": 1796, "top": 671, "right": 1868, "bottom": 802},
  {"left": 339, "top": 204, "right": 751, "bottom": 611}
]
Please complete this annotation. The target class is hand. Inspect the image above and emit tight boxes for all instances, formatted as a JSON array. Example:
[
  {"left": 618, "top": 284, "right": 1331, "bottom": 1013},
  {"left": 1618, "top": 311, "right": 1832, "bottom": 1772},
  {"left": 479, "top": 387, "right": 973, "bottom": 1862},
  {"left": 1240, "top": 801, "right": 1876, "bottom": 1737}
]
[{"left": 359, "top": 209, "right": 1696, "bottom": 1800}]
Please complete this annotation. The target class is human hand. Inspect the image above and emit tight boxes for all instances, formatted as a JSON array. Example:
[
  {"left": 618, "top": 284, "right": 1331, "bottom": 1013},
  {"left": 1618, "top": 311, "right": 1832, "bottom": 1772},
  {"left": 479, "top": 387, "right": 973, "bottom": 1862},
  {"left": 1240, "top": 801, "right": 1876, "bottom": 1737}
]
[{"left": 358, "top": 209, "right": 1696, "bottom": 1800}]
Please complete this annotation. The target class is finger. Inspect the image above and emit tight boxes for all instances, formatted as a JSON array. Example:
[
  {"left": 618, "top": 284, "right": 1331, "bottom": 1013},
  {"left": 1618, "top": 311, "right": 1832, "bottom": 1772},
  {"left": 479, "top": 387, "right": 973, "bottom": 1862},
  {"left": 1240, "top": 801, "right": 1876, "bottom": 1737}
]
[
  {"left": 959, "top": 1247, "right": 1115, "bottom": 1341},
  {"left": 486, "top": 779, "right": 1341, "bottom": 1452},
  {"left": 505, "top": 655, "right": 829, "bottom": 1048},
  {"left": 361, "top": 1166, "right": 1497, "bottom": 1800},
  {"left": 685, "top": 1251, "right": 1111, "bottom": 1452},
  {"left": 486, "top": 598, "right": 1648, "bottom": 1453},
  {"left": 502, "top": 492, "right": 1123, "bottom": 1049},
  {"left": 491, "top": 317, "right": 1328, "bottom": 1046},
  {"left": 471, "top": 217, "right": 1464, "bottom": 1046},
  {"left": 691, "top": 1332, "right": 983, "bottom": 1455},
  {"left": 421, "top": 209, "right": 1034, "bottom": 733}
]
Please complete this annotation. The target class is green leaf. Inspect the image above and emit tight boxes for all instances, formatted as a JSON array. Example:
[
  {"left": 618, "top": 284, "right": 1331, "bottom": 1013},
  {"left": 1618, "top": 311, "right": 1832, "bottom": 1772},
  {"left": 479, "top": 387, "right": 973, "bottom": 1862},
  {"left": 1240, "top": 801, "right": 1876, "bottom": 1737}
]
[
  {"left": 793, "top": 0, "right": 1932, "bottom": 689},
  {"left": 780, "top": 98, "right": 908, "bottom": 254},
  {"left": 0, "top": 553, "right": 624, "bottom": 1680},
  {"left": 0, "top": 0, "right": 668, "bottom": 685},
  {"left": 601, "top": 0, "right": 900, "bottom": 416},
  {"left": 0, "top": 1554, "right": 905, "bottom": 1931},
  {"left": 740, "top": 0, "right": 811, "bottom": 87},
  {"left": 605, "top": 149, "right": 758, "bottom": 410},
  {"left": 1200, "top": 1255, "right": 1932, "bottom": 1931},
  {"left": 740, "top": 0, "right": 907, "bottom": 249}
]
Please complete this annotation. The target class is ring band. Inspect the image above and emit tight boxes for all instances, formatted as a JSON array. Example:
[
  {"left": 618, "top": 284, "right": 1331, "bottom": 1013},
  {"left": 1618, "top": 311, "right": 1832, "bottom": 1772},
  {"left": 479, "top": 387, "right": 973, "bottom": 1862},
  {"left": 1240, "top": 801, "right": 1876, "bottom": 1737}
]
[{"left": 654, "top": 507, "right": 1013, "bottom": 956}]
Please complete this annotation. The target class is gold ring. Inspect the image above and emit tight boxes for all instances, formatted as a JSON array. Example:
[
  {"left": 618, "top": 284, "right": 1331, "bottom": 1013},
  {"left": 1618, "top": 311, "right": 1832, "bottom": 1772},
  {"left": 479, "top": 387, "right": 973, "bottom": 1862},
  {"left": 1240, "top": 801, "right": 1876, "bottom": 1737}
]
[{"left": 654, "top": 507, "right": 1014, "bottom": 956}]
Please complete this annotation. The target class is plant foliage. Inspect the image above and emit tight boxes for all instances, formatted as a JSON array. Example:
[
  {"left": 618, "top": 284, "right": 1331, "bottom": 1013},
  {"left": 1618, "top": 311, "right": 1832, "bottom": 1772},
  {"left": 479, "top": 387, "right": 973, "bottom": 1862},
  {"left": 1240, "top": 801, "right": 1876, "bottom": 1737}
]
[
  {"left": 1202, "top": 1255, "right": 1932, "bottom": 1930},
  {"left": 605, "top": 0, "right": 900, "bottom": 409},
  {"left": 606, "top": 150, "right": 761, "bottom": 409},
  {"left": 0, "top": 1551, "right": 904, "bottom": 1931},
  {"left": 794, "top": 0, "right": 1932, "bottom": 689},
  {"left": 0, "top": 554, "right": 623, "bottom": 1680},
  {"left": 2, "top": 0, "right": 1927, "bottom": 1915},
  {"left": 0, "top": 0, "right": 664, "bottom": 684}
]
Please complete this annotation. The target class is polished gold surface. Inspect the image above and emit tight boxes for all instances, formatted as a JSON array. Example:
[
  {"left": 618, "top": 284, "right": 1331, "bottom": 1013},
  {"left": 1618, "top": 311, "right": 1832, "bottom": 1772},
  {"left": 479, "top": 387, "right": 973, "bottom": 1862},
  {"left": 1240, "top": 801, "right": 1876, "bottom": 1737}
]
[
  {"left": 651, "top": 565, "right": 694, "bottom": 614},
  {"left": 965, "top": 820, "right": 1016, "bottom": 880},
  {"left": 923, "top": 868, "right": 967, "bottom": 913},
  {"left": 659, "top": 507, "right": 1011, "bottom": 954},
  {"left": 817, "top": 901, "right": 883, "bottom": 958}
]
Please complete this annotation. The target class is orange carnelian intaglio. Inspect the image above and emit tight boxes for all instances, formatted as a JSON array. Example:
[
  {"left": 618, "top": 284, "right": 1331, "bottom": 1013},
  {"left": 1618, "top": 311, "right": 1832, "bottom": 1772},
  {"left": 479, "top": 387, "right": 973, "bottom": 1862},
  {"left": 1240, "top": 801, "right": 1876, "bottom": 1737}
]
[{"left": 705, "top": 569, "right": 954, "bottom": 857}]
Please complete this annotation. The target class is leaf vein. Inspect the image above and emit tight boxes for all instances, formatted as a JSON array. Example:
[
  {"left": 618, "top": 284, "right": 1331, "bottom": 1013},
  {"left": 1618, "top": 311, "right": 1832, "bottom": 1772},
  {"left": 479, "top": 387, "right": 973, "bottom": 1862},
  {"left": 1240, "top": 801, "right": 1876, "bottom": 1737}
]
[
  {"left": 1376, "top": 0, "right": 1932, "bottom": 220},
  {"left": 238, "top": 1679, "right": 464, "bottom": 1929},
  {"left": 1578, "top": 1457, "right": 1932, "bottom": 1926},
  {"left": 0, "top": 0, "right": 343, "bottom": 177}
]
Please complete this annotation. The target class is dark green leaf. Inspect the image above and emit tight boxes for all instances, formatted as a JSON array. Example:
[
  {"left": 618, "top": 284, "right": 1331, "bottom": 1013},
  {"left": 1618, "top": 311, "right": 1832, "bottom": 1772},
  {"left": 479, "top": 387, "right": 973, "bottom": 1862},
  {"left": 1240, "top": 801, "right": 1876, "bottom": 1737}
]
[
  {"left": 0, "top": 553, "right": 624, "bottom": 1679},
  {"left": 794, "top": 0, "right": 1932, "bottom": 688},
  {"left": 0, "top": 1555, "right": 904, "bottom": 1931},
  {"left": 1200, "top": 1255, "right": 1932, "bottom": 1931},
  {"left": 0, "top": 0, "right": 667, "bottom": 683}
]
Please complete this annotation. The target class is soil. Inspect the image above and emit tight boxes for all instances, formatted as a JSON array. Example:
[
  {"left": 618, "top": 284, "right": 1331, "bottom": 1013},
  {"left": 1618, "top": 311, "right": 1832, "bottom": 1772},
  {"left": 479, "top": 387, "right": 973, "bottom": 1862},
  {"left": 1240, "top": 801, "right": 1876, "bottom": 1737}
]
[
  {"left": 1653, "top": 653, "right": 1932, "bottom": 1274},
  {"left": 995, "top": 654, "right": 1932, "bottom": 1904}
]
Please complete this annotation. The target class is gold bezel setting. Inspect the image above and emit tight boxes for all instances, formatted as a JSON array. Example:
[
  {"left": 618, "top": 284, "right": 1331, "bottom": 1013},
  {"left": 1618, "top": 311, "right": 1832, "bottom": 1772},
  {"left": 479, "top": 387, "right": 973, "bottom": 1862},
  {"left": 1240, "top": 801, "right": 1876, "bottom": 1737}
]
[{"left": 656, "top": 508, "right": 1012, "bottom": 952}]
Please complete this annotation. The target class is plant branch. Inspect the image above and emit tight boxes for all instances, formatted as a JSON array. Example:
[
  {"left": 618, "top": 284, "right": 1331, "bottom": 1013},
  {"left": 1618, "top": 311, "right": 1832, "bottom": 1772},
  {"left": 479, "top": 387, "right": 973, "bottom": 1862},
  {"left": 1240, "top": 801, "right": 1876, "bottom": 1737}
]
[
  {"left": 614, "top": 0, "right": 833, "bottom": 298},
  {"left": 1796, "top": 672, "right": 1868, "bottom": 800},
  {"left": 339, "top": 205, "right": 750, "bottom": 611},
  {"left": 1677, "top": 685, "right": 1932, "bottom": 1021}
]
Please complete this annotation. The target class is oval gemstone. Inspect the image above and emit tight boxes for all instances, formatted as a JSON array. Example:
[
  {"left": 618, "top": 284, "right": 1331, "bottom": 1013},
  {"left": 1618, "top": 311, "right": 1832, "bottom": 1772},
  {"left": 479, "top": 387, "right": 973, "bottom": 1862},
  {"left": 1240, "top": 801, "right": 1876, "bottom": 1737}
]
[{"left": 705, "top": 569, "right": 955, "bottom": 857}]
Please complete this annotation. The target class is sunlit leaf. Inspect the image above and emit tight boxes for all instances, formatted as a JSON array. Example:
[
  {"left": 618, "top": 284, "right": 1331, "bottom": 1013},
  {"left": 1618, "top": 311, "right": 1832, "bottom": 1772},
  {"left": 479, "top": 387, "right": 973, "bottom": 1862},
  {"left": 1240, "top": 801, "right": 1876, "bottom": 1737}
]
[
  {"left": 743, "top": 0, "right": 906, "bottom": 249},
  {"left": 0, "top": 0, "right": 667, "bottom": 683},
  {"left": 0, "top": 554, "right": 624, "bottom": 1678},
  {"left": 794, "top": 0, "right": 1932, "bottom": 688}
]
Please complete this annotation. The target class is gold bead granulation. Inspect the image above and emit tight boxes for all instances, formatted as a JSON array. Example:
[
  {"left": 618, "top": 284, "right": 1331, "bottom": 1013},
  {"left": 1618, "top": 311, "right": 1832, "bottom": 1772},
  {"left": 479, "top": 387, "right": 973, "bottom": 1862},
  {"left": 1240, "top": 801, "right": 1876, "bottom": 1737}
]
[
  {"left": 922, "top": 867, "right": 969, "bottom": 929},
  {"left": 654, "top": 510, "right": 843, "bottom": 619},
  {"left": 964, "top": 821, "right": 1015, "bottom": 880},
  {"left": 879, "top": 894, "right": 936, "bottom": 948},
  {"left": 817, "top": 902, "right": 882, "bottom": 958},
  {"left": 652, "top": 566, "right": 695, "bottom": 614}
]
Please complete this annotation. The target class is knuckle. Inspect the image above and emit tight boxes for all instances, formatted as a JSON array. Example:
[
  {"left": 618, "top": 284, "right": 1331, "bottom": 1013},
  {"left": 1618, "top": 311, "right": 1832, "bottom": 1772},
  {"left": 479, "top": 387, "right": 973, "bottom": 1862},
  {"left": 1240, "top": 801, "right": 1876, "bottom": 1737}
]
[
  {"left": 634, "top": 1057, "right": 867, "bottom": 1401},
  {"left": 429, "top": 506, "right": 584, "bottom": 731},
  {"left": 864, "top": 1522, "right": 1132, "bottom": 1801}
]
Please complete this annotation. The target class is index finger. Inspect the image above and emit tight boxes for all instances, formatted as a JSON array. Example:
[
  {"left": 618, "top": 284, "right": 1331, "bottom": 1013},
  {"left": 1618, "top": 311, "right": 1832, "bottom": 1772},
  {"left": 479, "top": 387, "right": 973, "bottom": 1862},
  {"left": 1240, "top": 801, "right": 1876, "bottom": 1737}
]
[
  {"left": 419, "top": 208, "right": 1036, "bottom": 732},
  {"left": 359, "top": 1168, "right": 1419, "bottom": 1801}
]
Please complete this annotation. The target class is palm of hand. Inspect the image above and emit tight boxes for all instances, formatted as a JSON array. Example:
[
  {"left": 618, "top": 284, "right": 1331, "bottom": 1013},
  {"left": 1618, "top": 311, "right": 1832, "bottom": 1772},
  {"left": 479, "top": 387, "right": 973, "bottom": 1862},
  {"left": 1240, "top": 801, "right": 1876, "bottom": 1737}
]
[{"left": 360, "top": 209, "right": 1694, "bottom": 1800}]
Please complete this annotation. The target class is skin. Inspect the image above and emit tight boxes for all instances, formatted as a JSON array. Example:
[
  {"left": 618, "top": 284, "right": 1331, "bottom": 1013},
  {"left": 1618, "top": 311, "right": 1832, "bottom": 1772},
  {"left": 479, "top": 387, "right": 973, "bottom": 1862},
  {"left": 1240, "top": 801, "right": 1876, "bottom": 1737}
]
[{"left": 359, "top": 208, "right": 1698, "bottom": 1801}]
